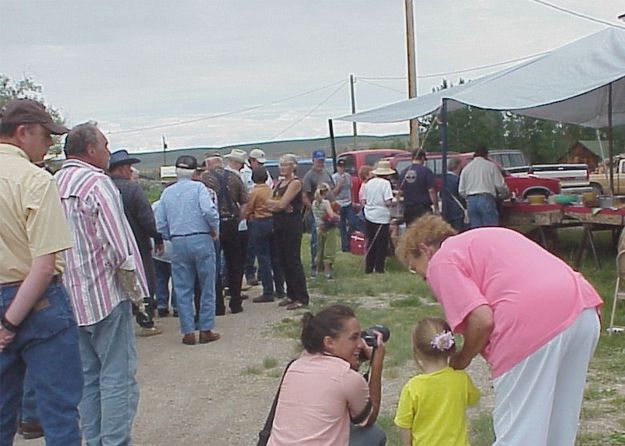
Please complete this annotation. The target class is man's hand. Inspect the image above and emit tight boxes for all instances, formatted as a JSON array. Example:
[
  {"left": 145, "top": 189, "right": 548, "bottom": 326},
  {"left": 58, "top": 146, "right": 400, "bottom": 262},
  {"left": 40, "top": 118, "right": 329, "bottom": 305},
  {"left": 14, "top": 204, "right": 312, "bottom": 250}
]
[
  {"left": 450, "top": 305, "right": 494, "bottom": 371},
  {"left": 154, "top": 241, "right": 164, "bottom": 256},
  {"left": 449, "top": 350, "right": 472, "bottom": 370},
  {"left": 0, "top": 326, "right": 16, "bottom": 351}
]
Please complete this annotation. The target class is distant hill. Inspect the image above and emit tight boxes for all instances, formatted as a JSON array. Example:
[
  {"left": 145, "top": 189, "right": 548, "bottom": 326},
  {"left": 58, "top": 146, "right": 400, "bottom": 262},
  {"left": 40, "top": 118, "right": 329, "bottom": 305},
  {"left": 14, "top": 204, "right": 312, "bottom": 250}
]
[{"left": 133, "top": 134, "right": 410, "bottom": 179}]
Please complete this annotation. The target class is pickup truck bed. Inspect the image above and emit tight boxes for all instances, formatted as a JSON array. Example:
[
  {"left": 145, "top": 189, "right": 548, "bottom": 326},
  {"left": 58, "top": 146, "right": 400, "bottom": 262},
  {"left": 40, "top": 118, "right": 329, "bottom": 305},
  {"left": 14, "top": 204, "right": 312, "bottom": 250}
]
[{"left": 507, "top": 164, "right": 591, "bottom": 194}]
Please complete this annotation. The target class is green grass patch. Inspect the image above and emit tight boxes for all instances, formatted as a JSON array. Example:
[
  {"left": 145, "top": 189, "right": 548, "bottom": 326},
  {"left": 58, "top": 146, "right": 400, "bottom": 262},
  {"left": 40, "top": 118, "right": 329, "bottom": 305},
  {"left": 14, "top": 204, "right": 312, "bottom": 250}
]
[
  {"left": 263, "top": 357, "right": 278, "bottom": 369},
  {"left": 242, "top": 366, "right": 262, "bottom": 376},
  {"left": 286, "top": 231, "right": 625, "bottom": 444}
]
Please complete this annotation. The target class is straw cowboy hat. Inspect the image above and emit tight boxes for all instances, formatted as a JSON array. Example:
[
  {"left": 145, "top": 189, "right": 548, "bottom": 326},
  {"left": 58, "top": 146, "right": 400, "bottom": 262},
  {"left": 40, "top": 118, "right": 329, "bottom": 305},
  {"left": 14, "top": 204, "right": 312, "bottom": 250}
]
[
  {"left": 371, "top": 160, "right": 395, "bottom": 176},
  {"left": 223, "top": 148, "right": 247, "bottom": 164}
]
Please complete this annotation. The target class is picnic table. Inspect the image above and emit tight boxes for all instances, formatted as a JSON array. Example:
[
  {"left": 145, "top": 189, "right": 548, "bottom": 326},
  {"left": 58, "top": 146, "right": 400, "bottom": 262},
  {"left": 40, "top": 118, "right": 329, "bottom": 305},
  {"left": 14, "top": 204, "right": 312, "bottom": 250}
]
[{"left": 501, "top": 202, "right": 625, "bottom": 270}]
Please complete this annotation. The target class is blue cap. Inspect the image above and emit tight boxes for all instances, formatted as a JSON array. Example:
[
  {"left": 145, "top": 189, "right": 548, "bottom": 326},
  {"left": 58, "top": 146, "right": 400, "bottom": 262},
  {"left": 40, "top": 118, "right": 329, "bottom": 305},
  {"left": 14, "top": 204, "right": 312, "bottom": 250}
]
[{"left": 312, "top": 150, "right": 326, "bottom": 161}]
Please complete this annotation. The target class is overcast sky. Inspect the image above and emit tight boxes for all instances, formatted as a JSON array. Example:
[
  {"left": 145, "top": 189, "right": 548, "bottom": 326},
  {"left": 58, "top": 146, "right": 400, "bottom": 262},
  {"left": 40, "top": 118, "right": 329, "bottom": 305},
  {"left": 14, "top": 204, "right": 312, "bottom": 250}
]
[{"left": 3, "top": 0, "right": 623, "bottom": 152}]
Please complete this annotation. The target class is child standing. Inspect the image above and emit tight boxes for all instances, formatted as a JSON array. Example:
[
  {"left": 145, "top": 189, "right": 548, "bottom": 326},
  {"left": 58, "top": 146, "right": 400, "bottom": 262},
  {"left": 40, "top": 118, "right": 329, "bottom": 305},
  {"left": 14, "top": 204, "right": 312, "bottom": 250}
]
[
  {"left": 311, "top": 182, "right": 339, "bottom": 279},
  {"left": 246, "top": 166, "right": 280, "bottom": 302},
  {"left": 394, "top": 318, "right": 480, "bottom": 446}
]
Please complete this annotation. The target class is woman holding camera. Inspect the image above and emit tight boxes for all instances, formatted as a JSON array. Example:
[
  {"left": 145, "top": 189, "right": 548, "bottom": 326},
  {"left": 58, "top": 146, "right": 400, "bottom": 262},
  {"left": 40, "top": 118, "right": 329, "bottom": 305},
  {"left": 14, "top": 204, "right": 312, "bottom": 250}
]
[{"left": 268, "top": 304, "right": 386, "bottom": 446}]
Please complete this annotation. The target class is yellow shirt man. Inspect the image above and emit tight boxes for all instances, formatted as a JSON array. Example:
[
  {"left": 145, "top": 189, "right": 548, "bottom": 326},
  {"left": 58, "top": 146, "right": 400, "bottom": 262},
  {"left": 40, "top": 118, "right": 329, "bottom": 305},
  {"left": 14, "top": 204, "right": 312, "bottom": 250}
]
[{"left": 0, "top": 143, "right": 72, "bottom": 283}]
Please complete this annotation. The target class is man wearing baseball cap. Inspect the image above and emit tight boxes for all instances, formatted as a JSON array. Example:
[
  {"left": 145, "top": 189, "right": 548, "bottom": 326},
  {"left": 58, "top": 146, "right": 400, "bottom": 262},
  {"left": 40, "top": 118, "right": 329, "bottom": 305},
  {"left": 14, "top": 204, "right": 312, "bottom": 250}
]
[
  {"left": 0, "top": 99, "right": 82, "bottom": 445},
  {"left": 155, "top": 155, "right": 221, "bottom": 344},
  {"left": 302, "top": 149, "right": 334, "bottom": 277}
]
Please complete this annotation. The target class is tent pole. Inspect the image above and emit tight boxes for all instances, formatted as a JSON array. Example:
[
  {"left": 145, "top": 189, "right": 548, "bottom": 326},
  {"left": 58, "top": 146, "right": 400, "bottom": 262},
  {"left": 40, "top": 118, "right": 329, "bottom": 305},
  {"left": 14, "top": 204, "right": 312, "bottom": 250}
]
[
  {"left": 328, "top": 119, "right": 337, "bottom": 172},
  {"left": 441, "top": 99, "right": 448, "bottom": 195},
  {"left": 608, "top": 83, "right": 614, "bottom": 195}
]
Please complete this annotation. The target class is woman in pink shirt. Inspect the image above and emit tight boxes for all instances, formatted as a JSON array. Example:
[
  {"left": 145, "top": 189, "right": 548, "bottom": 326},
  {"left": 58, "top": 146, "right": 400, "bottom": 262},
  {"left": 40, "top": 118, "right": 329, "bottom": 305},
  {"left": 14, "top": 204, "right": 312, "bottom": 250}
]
[
  {"left": 395, "top": 215, "right": 602, "bottom": 446},
  {"left": 268, "top": 304, "right": 386, "bottom": 446}
]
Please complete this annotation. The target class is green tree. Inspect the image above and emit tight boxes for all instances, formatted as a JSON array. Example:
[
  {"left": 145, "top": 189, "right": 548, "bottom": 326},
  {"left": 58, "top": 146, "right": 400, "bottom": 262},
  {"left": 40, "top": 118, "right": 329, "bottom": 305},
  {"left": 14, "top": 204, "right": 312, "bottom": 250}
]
[{"left": 0, "top": 74, "right": 64, "bottom": 155}]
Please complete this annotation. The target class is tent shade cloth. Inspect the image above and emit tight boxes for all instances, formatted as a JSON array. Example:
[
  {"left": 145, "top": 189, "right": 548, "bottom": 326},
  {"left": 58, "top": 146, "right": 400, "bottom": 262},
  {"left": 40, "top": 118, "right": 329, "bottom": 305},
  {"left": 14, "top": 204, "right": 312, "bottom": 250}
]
[{"left": 336, "top": 27, "right": 625, "bottom": 129}]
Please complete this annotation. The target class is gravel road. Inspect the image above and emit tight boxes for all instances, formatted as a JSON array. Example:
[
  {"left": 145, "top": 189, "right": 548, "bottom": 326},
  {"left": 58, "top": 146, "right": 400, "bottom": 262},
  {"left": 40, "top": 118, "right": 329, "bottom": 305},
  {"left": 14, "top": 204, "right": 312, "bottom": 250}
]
[{"left": 14, "top": 286, "right": 493, "bottom": 446}]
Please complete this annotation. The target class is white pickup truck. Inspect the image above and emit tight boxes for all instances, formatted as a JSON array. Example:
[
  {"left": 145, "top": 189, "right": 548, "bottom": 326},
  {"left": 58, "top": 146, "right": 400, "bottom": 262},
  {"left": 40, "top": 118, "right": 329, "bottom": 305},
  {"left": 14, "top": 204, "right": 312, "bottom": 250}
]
[
  {"left": 589, "top": 158, "right": 625, "bottom": 195},
  {"left": 507, "top": 163, "right": 591, "bottom": 194}
]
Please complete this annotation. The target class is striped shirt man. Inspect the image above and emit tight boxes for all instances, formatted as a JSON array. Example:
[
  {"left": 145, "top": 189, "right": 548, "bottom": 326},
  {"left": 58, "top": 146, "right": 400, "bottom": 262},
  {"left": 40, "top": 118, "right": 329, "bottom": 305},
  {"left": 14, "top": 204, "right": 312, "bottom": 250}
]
[{"left": 55, "top": 159, "right": 148, "bottom": 326}]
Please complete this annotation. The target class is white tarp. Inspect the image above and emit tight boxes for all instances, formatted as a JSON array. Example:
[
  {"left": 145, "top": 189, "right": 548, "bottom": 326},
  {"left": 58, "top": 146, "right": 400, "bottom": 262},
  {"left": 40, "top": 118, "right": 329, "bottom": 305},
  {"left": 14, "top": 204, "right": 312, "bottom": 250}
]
[{"left": 336, "top": 27, "right": 625, "bottom": 129}]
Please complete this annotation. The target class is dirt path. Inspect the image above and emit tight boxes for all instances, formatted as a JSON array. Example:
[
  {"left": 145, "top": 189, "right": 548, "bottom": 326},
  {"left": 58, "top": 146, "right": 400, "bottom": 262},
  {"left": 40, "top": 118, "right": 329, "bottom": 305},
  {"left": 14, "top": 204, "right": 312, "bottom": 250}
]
[{"left": 14, "top": 289, "right": 494, "bottom": 446}]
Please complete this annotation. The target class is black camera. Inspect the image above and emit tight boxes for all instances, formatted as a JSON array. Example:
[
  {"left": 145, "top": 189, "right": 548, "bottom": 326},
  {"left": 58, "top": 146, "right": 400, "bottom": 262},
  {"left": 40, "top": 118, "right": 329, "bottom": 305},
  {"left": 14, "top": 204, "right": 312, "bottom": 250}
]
[{"left": 361, "top": 325, "right": 390, "bottom": 348}]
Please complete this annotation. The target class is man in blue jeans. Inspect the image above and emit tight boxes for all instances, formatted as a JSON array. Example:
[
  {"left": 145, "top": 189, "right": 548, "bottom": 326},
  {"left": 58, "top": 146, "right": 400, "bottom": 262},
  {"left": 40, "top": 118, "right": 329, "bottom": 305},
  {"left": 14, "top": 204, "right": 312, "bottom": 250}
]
[
  {"left": 56, "top": 122, "right": 147, "bottom": 445},
  {"left": 459, "top": 145, "right": 507, "bottom": 228},
  {"left": 156, "top": 155, "right": 221, "bottom": 345},
  {"left": 302, "top": 150, "right": 334, "bottom": 277},
  {"left": 332, "top": 159, "right": 358, "bottom": 252},
  {"left": 0, "top": 99, "right": 82, "bottom": 446}
]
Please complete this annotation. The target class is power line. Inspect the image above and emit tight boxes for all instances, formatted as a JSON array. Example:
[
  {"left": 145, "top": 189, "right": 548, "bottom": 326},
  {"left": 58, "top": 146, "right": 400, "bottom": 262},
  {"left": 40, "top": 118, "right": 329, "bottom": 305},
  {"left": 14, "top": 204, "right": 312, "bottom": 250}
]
[
  {"left": 108, "top": 79, "right": 346, "bottom": 135},
  {"left": 268, "top": 81, "right": 345, "bottom": 140},
  {"left": 528, "top": 0, "right": 625, "bottom": 29},
  {"left": 355, "top": 51, "right": 548, "bottom": 84},
  {"left": 358, "top": 78, "right": 406, "bottom": 95}
]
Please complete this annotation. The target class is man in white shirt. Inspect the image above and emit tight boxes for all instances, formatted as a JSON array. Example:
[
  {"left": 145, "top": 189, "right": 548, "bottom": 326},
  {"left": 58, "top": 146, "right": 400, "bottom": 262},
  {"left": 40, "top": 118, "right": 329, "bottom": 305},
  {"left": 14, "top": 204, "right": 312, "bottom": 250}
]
[{"left": 459, "top": 145, "right": 506, "bottom": 228}]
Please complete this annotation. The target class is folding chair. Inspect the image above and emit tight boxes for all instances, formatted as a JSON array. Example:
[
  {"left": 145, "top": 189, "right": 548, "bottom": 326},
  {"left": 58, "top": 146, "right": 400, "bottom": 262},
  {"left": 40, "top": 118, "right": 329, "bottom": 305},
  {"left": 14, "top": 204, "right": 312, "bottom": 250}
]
[{"left": 608, "top": 250, "right": 625, "bottom": 335}]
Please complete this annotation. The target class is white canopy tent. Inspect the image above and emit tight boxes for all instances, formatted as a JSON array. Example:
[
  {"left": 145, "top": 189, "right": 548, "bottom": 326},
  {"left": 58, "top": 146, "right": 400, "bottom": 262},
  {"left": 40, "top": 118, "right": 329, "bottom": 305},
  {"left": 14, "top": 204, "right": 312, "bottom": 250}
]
[{"left": 333, "top": 27, "right": 625, "bottom": 191}]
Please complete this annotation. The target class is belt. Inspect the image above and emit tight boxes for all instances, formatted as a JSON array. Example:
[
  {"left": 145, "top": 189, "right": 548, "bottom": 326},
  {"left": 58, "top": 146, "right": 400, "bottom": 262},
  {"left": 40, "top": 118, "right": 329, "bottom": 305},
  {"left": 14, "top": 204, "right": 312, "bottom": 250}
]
[
  {"left": 467, "top": 193, "right": 494, "bottom": 198},
  {"left": 170, "top": 232, "right": 210, "bottom": 239},
  {"left": 0, "top": 274, "right": 62, "bottom": 289}
]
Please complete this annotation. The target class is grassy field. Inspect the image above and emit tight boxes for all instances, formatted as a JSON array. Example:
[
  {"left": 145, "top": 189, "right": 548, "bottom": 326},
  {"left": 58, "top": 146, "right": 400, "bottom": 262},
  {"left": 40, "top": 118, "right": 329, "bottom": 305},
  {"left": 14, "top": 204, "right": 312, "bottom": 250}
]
[{"left": 274, "top": 227, "right": 625, "bottom": 446}]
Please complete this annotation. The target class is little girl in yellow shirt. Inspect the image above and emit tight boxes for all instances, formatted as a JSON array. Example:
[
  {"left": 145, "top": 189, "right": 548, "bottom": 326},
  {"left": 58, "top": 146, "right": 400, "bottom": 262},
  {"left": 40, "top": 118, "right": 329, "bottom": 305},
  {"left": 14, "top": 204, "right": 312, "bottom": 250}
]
[{"left": 394, "top": 318, "right": 480, "bottom": 446}]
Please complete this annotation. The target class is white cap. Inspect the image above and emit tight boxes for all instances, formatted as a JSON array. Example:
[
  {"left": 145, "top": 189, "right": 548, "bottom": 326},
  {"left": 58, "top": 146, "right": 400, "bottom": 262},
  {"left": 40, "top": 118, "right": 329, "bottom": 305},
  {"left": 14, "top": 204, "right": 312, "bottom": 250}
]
[{"left": 249, "top": 148, "right": 267, "bottom": 164}]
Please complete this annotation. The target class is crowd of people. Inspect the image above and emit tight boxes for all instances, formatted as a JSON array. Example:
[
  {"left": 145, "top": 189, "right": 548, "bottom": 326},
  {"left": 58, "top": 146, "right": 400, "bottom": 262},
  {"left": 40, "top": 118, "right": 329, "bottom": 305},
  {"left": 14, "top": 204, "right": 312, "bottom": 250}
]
[{"left": 0, "top": 98, "right": 604, "bottom": 446}]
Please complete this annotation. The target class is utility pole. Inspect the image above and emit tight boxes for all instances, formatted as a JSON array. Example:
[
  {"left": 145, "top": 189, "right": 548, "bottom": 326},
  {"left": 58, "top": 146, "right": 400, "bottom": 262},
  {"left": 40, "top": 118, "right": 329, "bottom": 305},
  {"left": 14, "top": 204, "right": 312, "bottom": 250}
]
[
  {"left": 162, "top": 134, "right": 168, "bottom": 165},
  {"left": 404, "top": 0, "right": 419, "bottom": 150},
  {"left": 349, "top": 74, "right": 358, "bottom": 149}
]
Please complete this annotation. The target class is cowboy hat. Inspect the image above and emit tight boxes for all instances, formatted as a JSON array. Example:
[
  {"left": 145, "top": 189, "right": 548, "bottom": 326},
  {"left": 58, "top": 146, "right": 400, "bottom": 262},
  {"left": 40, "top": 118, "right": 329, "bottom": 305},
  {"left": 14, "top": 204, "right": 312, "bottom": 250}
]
[
  {"left": 371, "top": 160, "right": 395, "bottom": 176},
  {"left": 109, "top": 149, "right": 141, "bottom": 170},
  {"left": 223, "top": 148, "right": 247, "bottom": 164}
]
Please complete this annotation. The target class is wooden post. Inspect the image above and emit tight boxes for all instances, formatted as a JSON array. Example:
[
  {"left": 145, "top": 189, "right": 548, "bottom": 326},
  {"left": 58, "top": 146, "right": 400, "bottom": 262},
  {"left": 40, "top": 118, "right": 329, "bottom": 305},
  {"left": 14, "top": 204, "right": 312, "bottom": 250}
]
[
  {"left": 441, "top": 99, "right": 448, "bottom": 193},
  {"left": 350, "top": 74, "right": 358, "bottom": 149},
  {"left": 405, "top": 0, "right": 419, "bottom": 150},
  {"left": 328, "top": 119, "right": 337, "bottom": 172},
  {"left": 162, "top": 134, "right": 167, "bottom": 166}
]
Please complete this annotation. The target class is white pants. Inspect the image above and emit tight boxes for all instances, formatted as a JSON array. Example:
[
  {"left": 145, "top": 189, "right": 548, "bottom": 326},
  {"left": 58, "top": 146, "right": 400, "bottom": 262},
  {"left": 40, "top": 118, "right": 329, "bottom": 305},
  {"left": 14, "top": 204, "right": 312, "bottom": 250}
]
[{"left": 492, "top": 308, "right": 600, "bottom": 446}]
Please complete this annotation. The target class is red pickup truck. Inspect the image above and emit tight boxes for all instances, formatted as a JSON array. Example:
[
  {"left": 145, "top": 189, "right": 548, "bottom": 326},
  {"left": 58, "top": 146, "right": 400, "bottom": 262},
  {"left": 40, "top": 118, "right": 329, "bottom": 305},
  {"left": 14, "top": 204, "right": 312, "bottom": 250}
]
[{"left": 390, "top": 152, "right": 561, "bottom": 198}]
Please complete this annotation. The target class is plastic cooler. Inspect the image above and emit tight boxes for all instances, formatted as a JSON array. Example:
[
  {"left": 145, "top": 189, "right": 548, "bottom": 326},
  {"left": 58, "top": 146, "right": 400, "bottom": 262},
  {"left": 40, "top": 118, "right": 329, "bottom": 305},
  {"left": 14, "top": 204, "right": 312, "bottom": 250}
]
[{"left": 350, "top": 231, "right": 365, "bottom": 256}]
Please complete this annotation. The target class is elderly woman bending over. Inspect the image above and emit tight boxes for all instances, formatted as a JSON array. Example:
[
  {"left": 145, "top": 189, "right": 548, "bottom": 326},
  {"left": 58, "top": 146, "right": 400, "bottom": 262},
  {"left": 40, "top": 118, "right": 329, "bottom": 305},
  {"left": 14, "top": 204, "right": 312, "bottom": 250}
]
[{"left": 396, "top": 214, "right": 602, "bottom": 446}]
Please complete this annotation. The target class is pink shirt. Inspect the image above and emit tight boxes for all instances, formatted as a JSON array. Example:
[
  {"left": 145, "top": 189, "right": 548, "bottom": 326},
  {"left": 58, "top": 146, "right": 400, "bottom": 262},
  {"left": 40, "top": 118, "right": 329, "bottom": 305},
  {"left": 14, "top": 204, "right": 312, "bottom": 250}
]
[
  {"left": 426, "top": 227, "right": 602, "bottom": 378},
  {"left": 268, "top": 351, "right": 370, "bottom": 446}
]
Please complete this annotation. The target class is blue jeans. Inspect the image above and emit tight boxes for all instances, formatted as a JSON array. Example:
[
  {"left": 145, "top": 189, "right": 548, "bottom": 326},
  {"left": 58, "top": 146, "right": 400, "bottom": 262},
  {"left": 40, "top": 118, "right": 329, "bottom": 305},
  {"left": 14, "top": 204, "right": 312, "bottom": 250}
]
[
  {"left": 349, "top": 423, "right": 386, "bottom": 446},
  {"left": 249, "top": 219, "right": 274, "bottom": 296},
  {"left": 78, "top": 300, "right": 138, "bottom": 446},
  {"left": 0, "top": 281, "right": 82, "bottom": 446},
  {"left": 21, "top": 372, "right": 38, "bottom": 423},
  {"left": 467, "top": 193, "right": 499, "bottom": 228},
  {"left": 245, "top": 228, "right": 257, "bottom": 280},
  {"left": 154, "top": 259, "right": 176, "bottom": 311},
  {"left": 339, "top": 204, "right": 358, "bottom": 252},
  {"left": 306, "top": 210, "right": 317, "bottom": 270},
  {"left": 171, "top": 234, "right": 216, "bottom": 334}
]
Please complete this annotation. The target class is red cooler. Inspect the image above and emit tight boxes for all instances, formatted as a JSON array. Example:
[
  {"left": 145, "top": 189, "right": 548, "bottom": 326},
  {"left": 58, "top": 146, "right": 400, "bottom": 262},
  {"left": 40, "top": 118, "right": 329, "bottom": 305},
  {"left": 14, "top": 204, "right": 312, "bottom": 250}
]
[{"left": 350, "top": 231, "right": 365, "bottom": 256}]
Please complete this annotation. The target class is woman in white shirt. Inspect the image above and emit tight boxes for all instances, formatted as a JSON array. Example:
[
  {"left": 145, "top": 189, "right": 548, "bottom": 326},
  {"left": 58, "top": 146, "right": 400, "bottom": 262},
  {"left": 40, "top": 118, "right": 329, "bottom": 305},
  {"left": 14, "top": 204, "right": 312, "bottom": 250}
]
[{"left": 361, "top": 161, "right": 395, "bottom": 274}]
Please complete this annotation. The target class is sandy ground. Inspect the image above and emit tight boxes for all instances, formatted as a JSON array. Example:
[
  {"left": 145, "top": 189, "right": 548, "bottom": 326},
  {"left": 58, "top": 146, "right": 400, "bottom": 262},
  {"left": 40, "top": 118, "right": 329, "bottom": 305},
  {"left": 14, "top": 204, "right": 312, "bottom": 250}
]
[{"left": 13, "top": 286, "right": 494, "bottom": 446}]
